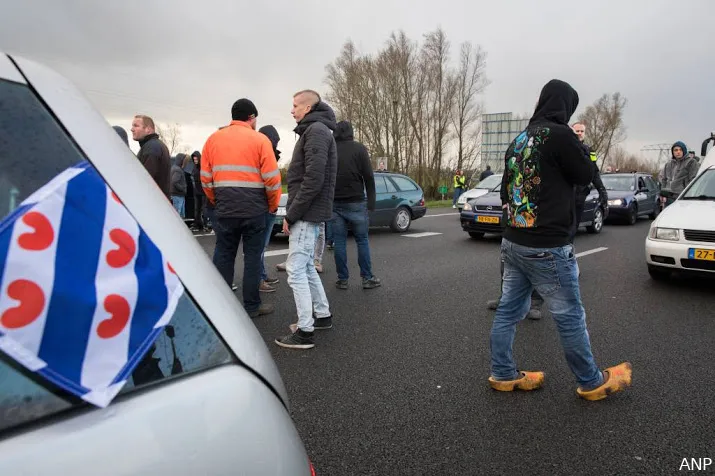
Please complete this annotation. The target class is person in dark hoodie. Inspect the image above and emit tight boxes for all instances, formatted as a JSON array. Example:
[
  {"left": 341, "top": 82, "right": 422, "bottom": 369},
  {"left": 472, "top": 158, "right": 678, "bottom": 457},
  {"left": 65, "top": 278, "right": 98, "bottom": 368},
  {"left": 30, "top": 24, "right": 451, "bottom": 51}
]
[
  {"left": 332, "top": 120, "right": 380, "bottom": 290},
  {"left": 170, "top": 154, "right": 187, "bottom": 217},
  {"left": 658, "top": 141, "right": 699, "bottom": 208},
  {"left": 489, "top": 79, "right": 632, "bottom": 401},
  {"left": 190, "top": 151, "right": 207, "bottom": 231},
  {"left": 275, "top": 90, "right": 337, "bottom": 350},
  {"left": 258, "top": 125, "right": 282, "bottom": 292}
]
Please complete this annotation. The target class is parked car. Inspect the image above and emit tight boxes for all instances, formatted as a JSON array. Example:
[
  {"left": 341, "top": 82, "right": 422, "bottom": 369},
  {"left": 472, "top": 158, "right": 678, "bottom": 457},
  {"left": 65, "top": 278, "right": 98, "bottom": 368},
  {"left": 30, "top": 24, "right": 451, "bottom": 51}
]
[
  {"left": 455, "top": 173, "right": 503, "bottom": 211},
  {"left": 271, "top": 193, "right": 288, "bottom": 237},
  {"left": 0, "top": 53, "right": 313, "bottom": 475},
  {"left": 646, "top": 159, "right": 715, "bottom": 280},
  {"left": 460, "top": 178, "right": 605, "bottom": 238},
  {"left": 371, "top": 172, "right": 427, "bottom": 232},
  {"left": 601, "top": 172, "right": 661, "bottom": 224}
]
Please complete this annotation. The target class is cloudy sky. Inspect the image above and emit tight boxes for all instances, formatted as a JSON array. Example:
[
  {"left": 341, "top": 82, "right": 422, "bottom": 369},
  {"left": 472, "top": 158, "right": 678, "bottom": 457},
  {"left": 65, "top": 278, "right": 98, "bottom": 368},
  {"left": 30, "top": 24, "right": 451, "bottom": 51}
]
[{"left": 2, "top": 0, "right": 712, "bottom": 164}]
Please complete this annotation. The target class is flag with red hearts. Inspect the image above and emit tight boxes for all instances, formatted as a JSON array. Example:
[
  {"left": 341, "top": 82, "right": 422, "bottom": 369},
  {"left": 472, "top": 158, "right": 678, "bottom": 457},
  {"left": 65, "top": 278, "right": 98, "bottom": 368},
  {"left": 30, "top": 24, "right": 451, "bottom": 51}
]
[{"left": 0, "top": 162, "right": 184, "bottom": 407}]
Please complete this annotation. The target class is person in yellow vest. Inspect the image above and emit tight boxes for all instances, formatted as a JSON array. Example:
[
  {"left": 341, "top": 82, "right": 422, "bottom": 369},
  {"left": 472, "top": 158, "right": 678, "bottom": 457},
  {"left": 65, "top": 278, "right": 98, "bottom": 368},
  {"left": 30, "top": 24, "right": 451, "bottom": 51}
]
[{"left": 452, "top": 170, "right": 466, "bottom": 208}]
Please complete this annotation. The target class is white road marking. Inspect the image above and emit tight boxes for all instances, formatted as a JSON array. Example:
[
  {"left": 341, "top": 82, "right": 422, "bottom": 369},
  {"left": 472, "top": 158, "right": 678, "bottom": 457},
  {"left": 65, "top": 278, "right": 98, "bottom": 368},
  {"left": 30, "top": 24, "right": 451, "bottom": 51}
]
[
  {"left": 575, "top": 247, "right": 608, "bottom": 258},
  {"left": 194, "top": 232, "right": 214, "bottom": 237},
  {"left": 264, "top": 249, "right": 290, "bottom": 257},
  {"left": 422, "top": 213, "right": 459, "bottom": 218},
  {"left": 402, "top": 232, "right": 443, "bottom": 238}
]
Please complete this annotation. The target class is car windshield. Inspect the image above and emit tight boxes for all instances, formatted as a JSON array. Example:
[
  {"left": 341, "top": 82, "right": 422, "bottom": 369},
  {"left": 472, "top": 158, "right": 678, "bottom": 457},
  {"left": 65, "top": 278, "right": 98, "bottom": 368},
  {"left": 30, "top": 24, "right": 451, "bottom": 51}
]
[
  {"left": 476, "top": 174, "right": 502, "bottom": 190},
  {"left": 682, "top": 169, "right": 715, "bottom": 200},
  {"left": 601, "top": 175, "right": 635, "bottom": 191}
]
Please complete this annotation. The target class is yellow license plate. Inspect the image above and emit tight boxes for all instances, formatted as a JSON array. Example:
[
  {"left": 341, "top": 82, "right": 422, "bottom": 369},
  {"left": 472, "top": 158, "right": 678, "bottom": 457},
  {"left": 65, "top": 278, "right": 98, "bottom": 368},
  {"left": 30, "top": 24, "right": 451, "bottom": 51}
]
[
  {"left": 690, "top": 249, "right": 715, "bottom": 261},
  {"left": 477, "top": 216, "right": 500, "bottom": 224}
]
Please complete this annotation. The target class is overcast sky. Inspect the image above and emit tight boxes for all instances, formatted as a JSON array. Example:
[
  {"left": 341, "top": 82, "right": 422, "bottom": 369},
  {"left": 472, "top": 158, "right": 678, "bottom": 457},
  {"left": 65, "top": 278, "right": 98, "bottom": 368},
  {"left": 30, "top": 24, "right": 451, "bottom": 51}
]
[{"left": 2, "top": 0, "right": 712, "bottom": 164}]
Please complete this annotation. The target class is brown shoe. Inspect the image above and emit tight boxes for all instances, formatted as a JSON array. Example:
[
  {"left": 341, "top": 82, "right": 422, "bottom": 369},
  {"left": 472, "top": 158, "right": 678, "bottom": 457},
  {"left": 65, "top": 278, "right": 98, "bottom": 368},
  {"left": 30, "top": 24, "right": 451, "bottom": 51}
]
[
  {"left": 259, "top": 280, "right": 276, "bottom": 293},
  {"left": 248, "top": 303, "right": 274, "bottom": 318}
]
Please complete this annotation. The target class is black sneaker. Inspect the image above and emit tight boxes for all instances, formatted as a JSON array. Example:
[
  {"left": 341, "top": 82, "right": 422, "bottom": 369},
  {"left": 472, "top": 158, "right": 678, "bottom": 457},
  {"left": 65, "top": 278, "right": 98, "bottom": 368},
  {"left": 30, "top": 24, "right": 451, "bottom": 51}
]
[
  {"left": 313, "top": 315, "right": 333, "bottom": 330},
  {"left": 362, "top": 276, "right": 382, "bottom": 290},
  {"left": 336, "top": 279, "right": 349, "bottom": 290},
  {"left": 264, "top": 277, "right": 280, "bottom": 285},
  {"left": 275, "top": 329, "right": 315, "bottom": 349},
  {"left": 486, "top": 299, "right": 499, "bottom": 310}
]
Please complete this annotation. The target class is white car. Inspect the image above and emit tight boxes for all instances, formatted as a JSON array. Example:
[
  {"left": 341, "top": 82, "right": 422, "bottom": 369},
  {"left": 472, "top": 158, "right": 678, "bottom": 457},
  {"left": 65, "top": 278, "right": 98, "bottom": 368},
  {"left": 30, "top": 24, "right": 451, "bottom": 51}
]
[
  {"left": 0, "top": 53, "right": 313, "bottom": 474},
  {"left": 456, "top": 174, "right": 503, "bottom": 210},
  {"left": 646, "top": 160, "right": 715, "bottom": 280}
]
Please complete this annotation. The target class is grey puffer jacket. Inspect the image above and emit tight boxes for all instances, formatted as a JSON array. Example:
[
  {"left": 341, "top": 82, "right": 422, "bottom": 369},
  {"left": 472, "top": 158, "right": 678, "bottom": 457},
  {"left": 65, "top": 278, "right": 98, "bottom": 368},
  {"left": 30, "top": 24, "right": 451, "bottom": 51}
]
[{"left": 285, "top": 102, "right": 338, "bottom": 224}]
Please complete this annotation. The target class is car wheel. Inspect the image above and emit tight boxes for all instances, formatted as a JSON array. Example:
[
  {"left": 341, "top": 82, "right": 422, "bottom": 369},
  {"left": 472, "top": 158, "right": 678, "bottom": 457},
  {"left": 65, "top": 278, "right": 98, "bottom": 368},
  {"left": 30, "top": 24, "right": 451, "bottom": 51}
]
[
  {"left": 648, "top": 264, "right": 671, "bottom": 281},
  {"left": 469, "top": 232, "right": 485, "bottom": 239},
  {"left": 627, "top": 204, "right": 638, "bottom": 225},
  {"left": 648, "top": 202, "right": 660, "bottom": 220},
  {"left": 586, "top": 208, "right": 604, "bottom": 234},
  {"left": 390, "top": 207, "right": 412, "bottom": 232}
]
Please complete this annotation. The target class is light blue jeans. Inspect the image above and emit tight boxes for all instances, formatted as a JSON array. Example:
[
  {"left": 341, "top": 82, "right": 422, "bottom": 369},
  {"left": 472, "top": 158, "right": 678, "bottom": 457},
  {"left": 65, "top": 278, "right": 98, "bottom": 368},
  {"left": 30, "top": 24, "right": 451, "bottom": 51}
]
[
  {"left": 286, "top": 221, "right": 331, "bottom": 332},
  {"left": 171, "top": 196, "right": 185, "bottom": 218},
  {"left": 490, "top": 238, "right": 603, "bottom": 390}
]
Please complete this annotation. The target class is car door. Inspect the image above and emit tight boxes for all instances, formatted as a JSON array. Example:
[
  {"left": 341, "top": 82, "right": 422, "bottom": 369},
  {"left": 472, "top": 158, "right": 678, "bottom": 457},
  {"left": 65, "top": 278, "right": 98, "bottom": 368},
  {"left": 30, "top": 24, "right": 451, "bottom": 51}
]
[
  {"left": 644, "top": 176, "right": 659, "bottom": 209},
  {"left": 636, "top": 175, "right": 653, "bottom": 214},
  {"left": 372, "top": 175, "right": 396, "bottom": 226},
  {"left": 581, "top": 188, "right": 597, "bottom": 224}
]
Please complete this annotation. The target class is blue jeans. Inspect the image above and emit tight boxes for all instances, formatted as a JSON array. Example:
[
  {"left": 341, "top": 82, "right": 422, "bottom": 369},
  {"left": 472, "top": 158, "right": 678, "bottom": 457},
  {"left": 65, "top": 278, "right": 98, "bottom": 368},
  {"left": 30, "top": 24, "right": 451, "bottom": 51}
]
[
  {"left": 286, "top": 221, "right": 331, "bottom": 332},
  {"left": 453, "top": 187, "right": 464, "bottom": 206},
  {"left": 326, "top": 219, "right": 334, "bottom": 244},
  {"left": 490, "top": 239, "right": 603, "bottom": 389},
  {"left": 260, "top": 212, "right": 276, "bottom": 281},
  {"left": 332, "top": 201, "right": 373, "bottom": 281},
  {"left": 212, "top": 214, "right": 265, "bottom": 313},
  {"left": 171, "top": 196, "right": 185, "bottom": 218}
]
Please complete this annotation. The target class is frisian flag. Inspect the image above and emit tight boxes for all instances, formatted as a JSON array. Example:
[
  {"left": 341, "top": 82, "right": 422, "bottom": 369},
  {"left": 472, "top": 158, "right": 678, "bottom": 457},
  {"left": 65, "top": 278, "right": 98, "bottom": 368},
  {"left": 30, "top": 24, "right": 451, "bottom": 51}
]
[{"left": 0, "top": 162, "right": 184, "bottom": 407}]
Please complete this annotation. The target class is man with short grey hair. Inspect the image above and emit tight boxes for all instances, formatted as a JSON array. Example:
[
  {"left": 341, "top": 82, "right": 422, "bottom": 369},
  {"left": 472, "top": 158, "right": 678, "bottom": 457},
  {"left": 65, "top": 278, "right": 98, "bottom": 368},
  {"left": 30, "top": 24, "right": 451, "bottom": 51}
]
[{"left": 275, "top": 90, "right": 337, "bottom": 350}]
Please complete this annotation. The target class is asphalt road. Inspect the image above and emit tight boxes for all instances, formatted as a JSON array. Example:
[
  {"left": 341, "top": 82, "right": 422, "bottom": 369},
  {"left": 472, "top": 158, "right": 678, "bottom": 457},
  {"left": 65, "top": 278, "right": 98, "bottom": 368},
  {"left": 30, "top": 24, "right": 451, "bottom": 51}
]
[{"left": 196, "top": 211, "right": 715, "bottom": 476}]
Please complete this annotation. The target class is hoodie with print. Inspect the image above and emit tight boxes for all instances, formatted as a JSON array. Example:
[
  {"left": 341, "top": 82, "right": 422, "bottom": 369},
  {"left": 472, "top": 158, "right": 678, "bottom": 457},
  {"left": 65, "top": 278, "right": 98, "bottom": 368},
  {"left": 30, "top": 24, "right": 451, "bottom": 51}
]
[{"left": 501, "top": 79, "right": 593, "bottom": 248}]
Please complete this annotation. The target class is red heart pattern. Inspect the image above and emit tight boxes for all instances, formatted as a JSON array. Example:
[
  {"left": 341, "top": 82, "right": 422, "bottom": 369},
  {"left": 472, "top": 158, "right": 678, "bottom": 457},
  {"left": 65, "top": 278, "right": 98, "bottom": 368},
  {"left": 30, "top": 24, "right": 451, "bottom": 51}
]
[
  {"left": 167, "top": 262, "right": 176, "bottom": 274},
  {"left": 1, "top": 280, "right": 45, "bottom": 329},
  {"left": 111, "top": 191, "right": 122, "bottom": 204},
  {"left": 97, "top": 294, "right": 130, "bottom": 339},
  {"left": 106, "top": 229, "right": 136, "bottom": 268},
  {"left": 18, "top": 212, "right": 54, "bottom": 251}
]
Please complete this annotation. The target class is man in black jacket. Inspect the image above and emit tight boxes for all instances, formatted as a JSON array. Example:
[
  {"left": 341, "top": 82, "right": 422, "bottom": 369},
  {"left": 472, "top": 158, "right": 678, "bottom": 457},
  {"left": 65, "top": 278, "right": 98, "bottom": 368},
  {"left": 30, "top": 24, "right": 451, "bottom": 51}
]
[
  {"left": 190, "top": 151, "right": 206, "bottom": 231},
  {"left": 331, "top": 120, "right": 380, "bottom": 290},
  {"left": 131, "top": 115, "right": 171, "bottom": 199},
  {"left": 275, "top": 90, "right": 337, "bottom": 350},
  {"left": 489, "top": 79, "right": 631, "bottom": 401},
  {"left": 571, "top": 122, "right": 608, "bottom": 240}
]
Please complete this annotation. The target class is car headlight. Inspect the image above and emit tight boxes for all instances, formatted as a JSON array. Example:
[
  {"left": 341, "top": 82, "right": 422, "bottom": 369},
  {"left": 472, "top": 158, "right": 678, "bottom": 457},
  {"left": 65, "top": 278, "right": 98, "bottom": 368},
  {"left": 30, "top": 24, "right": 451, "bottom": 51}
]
[
  {"left": 608, "top": 199, "right": 624, "bottom": 206},
  {"left": 650, "top": 227, "right": 679, "bottom": 241},
  {"left": 463, "top": 202, "right": 472, "bottom": 211}
]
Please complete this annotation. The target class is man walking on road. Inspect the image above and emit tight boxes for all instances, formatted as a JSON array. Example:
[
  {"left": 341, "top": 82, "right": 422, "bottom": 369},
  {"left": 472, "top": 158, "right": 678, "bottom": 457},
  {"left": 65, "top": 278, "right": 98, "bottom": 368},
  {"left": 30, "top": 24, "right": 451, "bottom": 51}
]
[
  {"left": 452, "top": 170, "right": 466, "bottom": 208},
  {"left": 490, "top": 79, "right": 632, "bottom": 401},
  {"left": 132, "top": 115, "right": 171, "bottom": 198},
  {"left": 332, "top": 120, "right": 380, "bottom": 290},
  {"left": 659, "top": 141, "right": 699, "bottom": 208},
  {"left": 201, "top": 98, "right": 281, "bottom": 318},
  {"left": 275, "top": 90, "right": 337, "bottom": 350}
]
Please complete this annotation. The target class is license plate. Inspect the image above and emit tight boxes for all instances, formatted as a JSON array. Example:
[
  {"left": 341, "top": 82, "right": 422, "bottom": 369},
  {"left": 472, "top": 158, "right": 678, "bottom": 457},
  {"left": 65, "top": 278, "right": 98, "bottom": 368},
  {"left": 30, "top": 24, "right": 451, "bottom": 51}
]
[
  {"left": 689, "top": 248, "right": 715, "bottom": 261},
  {"left": 276, "top": 207, "right": 286, "bottom": 216},
  {"left": 476, "top": 216, "right": 500, "bottom": 224}
]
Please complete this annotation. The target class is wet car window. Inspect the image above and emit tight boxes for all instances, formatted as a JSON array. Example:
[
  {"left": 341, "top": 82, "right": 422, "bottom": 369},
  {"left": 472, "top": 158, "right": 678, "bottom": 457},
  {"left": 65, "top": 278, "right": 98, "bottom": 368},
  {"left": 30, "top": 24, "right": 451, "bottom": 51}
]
[
  {"left": 375, "top": 176, "right": 387, "bottom": 194},
  {"left": 385, "top": 177, "right": 398, "bottom": 193},
  {"left": 601, "top": 175, "right": 635, "bottom": 191},
  {"left": 0, "top": 78, "right": 232, "bottom": 433},
  {"left": 391, "top": 176, "right": 418, "bottom": 192},
  {"left": 476, "top": 174, "right": 502, "bottom": 189}
]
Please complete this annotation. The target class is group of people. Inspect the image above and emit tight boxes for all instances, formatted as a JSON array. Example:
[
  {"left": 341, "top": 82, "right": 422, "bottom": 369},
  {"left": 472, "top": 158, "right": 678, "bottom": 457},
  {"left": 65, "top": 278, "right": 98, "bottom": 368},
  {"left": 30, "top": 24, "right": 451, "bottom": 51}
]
[{"left": 115, "top": 90, "right": 382, "bottom": 351}]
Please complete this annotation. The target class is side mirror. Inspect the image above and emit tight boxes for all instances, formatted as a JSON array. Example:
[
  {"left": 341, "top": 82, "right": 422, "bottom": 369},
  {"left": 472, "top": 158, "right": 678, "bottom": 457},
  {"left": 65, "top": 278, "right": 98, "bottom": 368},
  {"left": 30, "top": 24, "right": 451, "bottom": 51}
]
[{"left": 660, "top": 188, "right": 676, "bottom": 199}]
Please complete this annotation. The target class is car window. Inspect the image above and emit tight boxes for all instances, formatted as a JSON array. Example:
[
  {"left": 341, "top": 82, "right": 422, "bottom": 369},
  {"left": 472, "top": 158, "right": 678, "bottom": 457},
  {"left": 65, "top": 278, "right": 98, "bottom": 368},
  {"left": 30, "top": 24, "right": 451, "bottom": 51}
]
[
  {"left": 375, "top": 176, "right": 387, "bottom": 194},
  {"left": 385, "top": 177, "right": 398, "bottom": 193},
  {"left": 645, "top": 177, "right": 657, "bottom": 191},
  {"left": 391, "top": 176, "right": 417, "bottom": 191},
  {"left": 601, "top": 175, "right": 635, "bottom": 191},
  {"left": 476, "top": 174, "right": 502, "bottom": 190},
  {"left": 0, "top": 78, "right": 232, "bottom": 433},
  {"left": 682, "top": 169, "right": 715, "bottom": 199}
]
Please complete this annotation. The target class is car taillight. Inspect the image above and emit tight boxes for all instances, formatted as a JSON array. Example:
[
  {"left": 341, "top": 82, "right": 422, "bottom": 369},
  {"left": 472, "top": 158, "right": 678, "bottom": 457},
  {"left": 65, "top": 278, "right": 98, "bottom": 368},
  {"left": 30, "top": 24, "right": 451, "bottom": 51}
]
[{"left": 419, "top": 198, "right": 425, "bottom": 206}]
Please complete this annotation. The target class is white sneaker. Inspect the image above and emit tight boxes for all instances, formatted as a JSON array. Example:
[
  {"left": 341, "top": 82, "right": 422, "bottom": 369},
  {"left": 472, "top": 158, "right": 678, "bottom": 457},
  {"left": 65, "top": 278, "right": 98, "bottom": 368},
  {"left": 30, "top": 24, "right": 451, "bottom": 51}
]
[{"left": 452, "top": 204, "right": 457, "bottom": 209}]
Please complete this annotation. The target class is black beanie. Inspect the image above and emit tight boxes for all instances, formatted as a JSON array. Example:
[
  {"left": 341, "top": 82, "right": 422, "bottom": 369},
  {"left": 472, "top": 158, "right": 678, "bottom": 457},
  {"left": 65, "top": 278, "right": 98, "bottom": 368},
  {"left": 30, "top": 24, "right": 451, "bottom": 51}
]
[{"left": 231, "top": 98, "right": 258, "bottom": 121}]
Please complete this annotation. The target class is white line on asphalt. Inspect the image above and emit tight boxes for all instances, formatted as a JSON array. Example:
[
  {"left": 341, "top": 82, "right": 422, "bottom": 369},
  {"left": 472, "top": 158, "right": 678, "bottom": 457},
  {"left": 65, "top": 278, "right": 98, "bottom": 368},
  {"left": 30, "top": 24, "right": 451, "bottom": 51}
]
[
  {"left": 422, "top": 213, "right": 459, "bottom": 218},
  {"left": 264, "top": 249, "right": 290, "bottom": 257},
  {"left": 402, "top": 232, "right": 443, "bottom": 238},
  {"left": 575, "top": 247, "right": 608, "bottom": 258},
  {"left": 194, "top": 233, "right": 214, "bottom": 237}
]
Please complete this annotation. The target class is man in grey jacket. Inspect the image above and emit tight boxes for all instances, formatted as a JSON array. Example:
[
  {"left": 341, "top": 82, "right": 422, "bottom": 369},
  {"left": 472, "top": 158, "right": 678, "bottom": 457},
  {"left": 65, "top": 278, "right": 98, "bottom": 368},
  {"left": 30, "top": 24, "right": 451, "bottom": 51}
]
[
  {"left": 275, "top": 90, "right": 337, "bottom": 350},
  {"left": 170, "top": 154, "right": 187, "bottom": 217},
  {"left": 659, "top": 141, "right": 699, "bottom": 208}
]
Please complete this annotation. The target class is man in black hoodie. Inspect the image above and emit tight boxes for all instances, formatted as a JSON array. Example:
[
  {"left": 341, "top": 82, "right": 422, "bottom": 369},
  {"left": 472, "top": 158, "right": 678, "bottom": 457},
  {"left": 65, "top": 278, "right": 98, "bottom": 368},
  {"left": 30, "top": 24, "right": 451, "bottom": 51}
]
[
  {"left": 275, "top": 90, "right": 337, "bottom": 350},
  {"left": 489, "top": 79, "right": 631, "bottom": 401},
  {"left": 190, "top": 151, "right": 206, "bottom": 231},
  {"left": 332, "top": 120, "right": 380, "bottom": 290}
]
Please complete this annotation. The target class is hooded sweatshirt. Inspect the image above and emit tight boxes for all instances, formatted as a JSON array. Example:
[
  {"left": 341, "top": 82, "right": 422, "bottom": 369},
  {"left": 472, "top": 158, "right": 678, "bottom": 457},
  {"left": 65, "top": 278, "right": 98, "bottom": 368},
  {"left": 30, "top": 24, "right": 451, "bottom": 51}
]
[
  {"left": 285, "top": 101, "right": 338, "bottom": 224},
  {"left": 170, "top": 154, "right": 187, "bottom": 197},
  {"left": 333, "top": 121, "right": 376, "bottom": 210},
  {"left": 501, "top": 79, "right": 593, "bottom": 248},
  {"left": 191, "top": 150, "right": 204, "bottom": 196},
  {"left": 659, "top": 141, "right": 699, "bottom": 194}
]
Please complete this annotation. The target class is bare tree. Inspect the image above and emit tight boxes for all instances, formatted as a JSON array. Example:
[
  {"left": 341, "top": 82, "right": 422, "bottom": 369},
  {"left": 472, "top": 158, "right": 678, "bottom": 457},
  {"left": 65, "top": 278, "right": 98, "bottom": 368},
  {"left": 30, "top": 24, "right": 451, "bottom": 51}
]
[
  {"left": 156, "top": 123, "right": 189, "bottom": 155},
  {"left": 451, "top": 42, "right": 488, "bottom": 171},
  {"left": 577, "top": 93, "right": 627, "bottom": 169}
]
